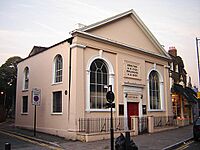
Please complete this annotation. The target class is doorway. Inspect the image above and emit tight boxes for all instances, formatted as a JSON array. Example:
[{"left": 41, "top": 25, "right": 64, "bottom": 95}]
[{"left": 127, "top": 102, "right": 139, "bottom": 129}]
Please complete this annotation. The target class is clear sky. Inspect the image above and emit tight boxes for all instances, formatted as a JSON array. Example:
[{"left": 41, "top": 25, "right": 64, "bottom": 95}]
[{"left": 0, "top": 0, "right": 200, "bottom": 87}]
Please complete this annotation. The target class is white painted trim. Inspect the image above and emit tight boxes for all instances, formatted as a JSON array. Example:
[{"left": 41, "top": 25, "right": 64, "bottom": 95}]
[
  {"left": 51, "top": 90, "right": 63, "bottom": 114},
  {"left": 52, "top": 54, "right": 63, "bottom": 84},
  {"left": 51, "top": 82, "right": 63, "bottom": 86},
  {"left": 147, "top": 109, "right": 165, "bottom": 112},
  {"left": 70, "top": 9, "right": 171, "bottom": 59},
  {"left": 87, "top": 108, "right": 116, "bottom": 112},
  {"left": 147, "top": 66, "right": 165, "bottom": 111},
  {"left": 70, "top": 43, "right": 86, "bottom": 49},
  {"left": 139, "top": 99, "right": 142, "bottom": 117},
  {"left": 51, "top": 112, "right": 63, "bottom": 115},
  {"left": 74, "top": 30, "right": 171, "bottom": 60},
  {"left": 22, "top": 66, "right": 29, "bottom": 91},
  {"left": 80, "top": 10, "right": 133, "bottom": 32},
  {"left": 123, "top": 93, "right": 128, "bottom": 130},
  {"left": 21, "top": 96, "right": 28, "bottom": 114},
  {"left": 86, "top": 55, "right": 115, "bottom": 112}
]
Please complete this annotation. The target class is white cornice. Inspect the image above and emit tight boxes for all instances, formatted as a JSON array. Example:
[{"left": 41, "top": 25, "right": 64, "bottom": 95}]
[
  {"left": 70, "top": 43, "right": 86, "bottom": 49},
  {"left": 74, "top": 30, "right": 171, "bottom": 60},
  {"left": 70, "top": 9, "right": 171, "bottom": 59}
]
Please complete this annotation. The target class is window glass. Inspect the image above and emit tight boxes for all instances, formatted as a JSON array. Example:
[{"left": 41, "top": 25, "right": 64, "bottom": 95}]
[
  {"left": 90, "top": 59, "right": 108, "bottom": 109},
  {"left": 53, "top": 91, "right": 62, "bottom": 113},
  {"left": 54, "top": 55, "right": 63, "bottom": 83},
  {"left": 24, "top": 67, "right": 29, "bottom": 90},
  {"left": 22, "top": 96, "right": 28, "bottom": 113},
  {"left": 149, "top": 71, "right": 160, "bottom": 109}
]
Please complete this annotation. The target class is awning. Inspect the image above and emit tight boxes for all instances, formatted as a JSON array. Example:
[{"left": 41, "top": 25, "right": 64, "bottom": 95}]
[{"left": 172, "top": 84, "right": 197, "bottom": 104}]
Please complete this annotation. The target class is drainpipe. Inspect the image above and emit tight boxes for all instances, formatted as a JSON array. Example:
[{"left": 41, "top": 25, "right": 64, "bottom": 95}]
[{"left": 67, "top": 37, "right": 73, "bottom": 121}]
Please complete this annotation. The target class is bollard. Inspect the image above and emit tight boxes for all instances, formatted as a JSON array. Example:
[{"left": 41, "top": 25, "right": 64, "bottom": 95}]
[
  {"left": 5, "top": 143, "right": 11, "bottom": 150},
  {"left": 125, "top": 132, "right": 130, "bottom": 150}
]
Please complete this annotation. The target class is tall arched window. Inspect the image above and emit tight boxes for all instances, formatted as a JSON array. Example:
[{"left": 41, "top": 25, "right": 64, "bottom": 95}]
[
  {"left": 149, "top": 70, "right": 161, "bottom": 109},
  {"left": 54, "top": 55, "right": 63, "bottom": 83},
  {"left": 23, "top": 67, "right": 29, "bottom": 90},
  {"left": 90, "top": 59, "right": 108, "bottom": 109}
]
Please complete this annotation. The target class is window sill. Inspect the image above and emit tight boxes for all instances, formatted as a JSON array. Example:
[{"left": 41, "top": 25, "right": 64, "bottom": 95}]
[
  {"left": 148, "top": 109, "right": 165, "bottom": 112},
  {"left": 51, "top": 112, "right": 63, "bottom": 115},
  {"left": 22, "top": 89, "right": 28, "bottom": 92},
  {"left": 52, "top": 82, "right": 63, "bottom": 86},
  {"left": 21, "top": 113, "right": 28, "bottom": 115},
  {"left": 86, "top": 108, "right": 116, "bottom": 112}
]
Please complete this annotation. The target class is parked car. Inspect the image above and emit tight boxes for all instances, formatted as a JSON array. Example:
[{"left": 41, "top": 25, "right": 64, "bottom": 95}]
[{"left": 193, "top": 117, "right": 200, "bottom": 141}]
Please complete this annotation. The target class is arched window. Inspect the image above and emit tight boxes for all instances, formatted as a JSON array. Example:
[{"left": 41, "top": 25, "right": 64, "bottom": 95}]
[
  {"left": 23, "top": 67, "right": 29, "bottom": 90},
  {"left": 90, "top": 59, "right": 109, "bottom": 109},
  {"left": 149, "top": 70, "right": 161, "bottom": 109},
  {"left": 54, "top": 55, "right": 63, "bottom": 83}
]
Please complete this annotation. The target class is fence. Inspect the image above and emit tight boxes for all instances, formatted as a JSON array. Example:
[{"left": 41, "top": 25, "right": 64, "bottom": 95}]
[
  {"left": 154, "top": 116, "right": 177, "bottom": 128},
  {"left": 138, "top": 117, "right": 148, "bottom": 134},
  {"left": 78, "top": 117, "right": 126, "bottom": 134}
]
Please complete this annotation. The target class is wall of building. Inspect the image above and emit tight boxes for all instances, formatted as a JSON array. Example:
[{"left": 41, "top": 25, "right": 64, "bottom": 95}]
[
  {"left": 15, "top": 41, "right": 71, "bottom": 137},
  {"left": 70, "top": 35, "right": 172, "bottom": 123}
]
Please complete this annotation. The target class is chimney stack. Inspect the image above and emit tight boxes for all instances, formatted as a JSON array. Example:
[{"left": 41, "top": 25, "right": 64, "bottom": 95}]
[{"left": 168, "top": 46, "right": 177, "bottom": 57}]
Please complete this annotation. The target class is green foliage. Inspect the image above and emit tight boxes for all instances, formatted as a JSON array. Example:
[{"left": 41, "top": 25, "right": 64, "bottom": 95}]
[{"left": 0, "top": 56, "right": 22, "bottom": 117}]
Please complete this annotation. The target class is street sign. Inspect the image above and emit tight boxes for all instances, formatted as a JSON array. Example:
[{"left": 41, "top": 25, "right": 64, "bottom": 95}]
[{"left": 32, "top": 88, "right": 41, "bottom": 106}]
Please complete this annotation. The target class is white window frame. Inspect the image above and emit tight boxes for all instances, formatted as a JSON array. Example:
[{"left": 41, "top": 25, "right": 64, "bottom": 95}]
[
  {"left": 21, "top": 96, "right": 28, "bottom": 114},
  {"left": 23, "top": 67, "right": 29, "bottom": 90},
  {"left": 51, "top": 91, "right": 63, "bottom": 114},
  {"left": 86, "top": 55, "right": 115, "bottom": 112},
  {"left": 53, "top": 54, "right": 63, "bottom": 84},
  {"left": 147, "top": 68, "right": 164, "bottom": 111}
]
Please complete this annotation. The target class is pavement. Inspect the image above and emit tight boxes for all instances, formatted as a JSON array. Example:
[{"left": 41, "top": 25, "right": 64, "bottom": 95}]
[{"left": 0, "top": 119, "right": 194, "bottom": 150}]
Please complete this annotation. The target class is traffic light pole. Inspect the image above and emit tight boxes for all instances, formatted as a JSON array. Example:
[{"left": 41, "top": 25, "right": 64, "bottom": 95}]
[
  {"left": 106, "top": 85, "right": 114, "bottom": 150},
  {"left": 110, "top": 103, "right": 114, "bottom": 150}
]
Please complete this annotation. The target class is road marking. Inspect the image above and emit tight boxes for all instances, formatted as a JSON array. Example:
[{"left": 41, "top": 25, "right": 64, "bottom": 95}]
[
  {"left": 176, "top": 140, "right": 194, "bottom": 150},
  {"left": 0, "top": 130, "right": 64, "bottom": 150}
]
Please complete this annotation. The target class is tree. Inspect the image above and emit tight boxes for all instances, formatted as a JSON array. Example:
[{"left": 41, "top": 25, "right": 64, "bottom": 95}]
[{"left": 0, "top": 56, "right": 22, "bottom": 118}]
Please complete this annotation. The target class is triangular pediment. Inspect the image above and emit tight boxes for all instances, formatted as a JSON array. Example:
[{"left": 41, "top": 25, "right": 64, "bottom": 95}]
[{"left": 76, "top": 10, "right": 169, "bottom": 58}]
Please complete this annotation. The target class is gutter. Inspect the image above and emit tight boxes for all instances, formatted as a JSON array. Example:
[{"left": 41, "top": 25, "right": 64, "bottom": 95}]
[{"left": 67, "top": 37, "right": 73, "bottom": 121}]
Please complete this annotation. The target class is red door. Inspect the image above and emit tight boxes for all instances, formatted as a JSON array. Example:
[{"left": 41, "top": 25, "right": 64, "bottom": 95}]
[{"left": 127, "top": 102, "right": 139, "bottom": 129}]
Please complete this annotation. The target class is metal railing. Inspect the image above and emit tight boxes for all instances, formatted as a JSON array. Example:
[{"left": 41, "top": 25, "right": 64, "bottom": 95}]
[
  {"left": 138, "top": 117, "right": 148, "bottom": 134},
  {"left": 78, "top": 117, "right": 126, "bottom": 134},
  {"left": 154, "top": 116, "right": 177, "bottom": 128}
]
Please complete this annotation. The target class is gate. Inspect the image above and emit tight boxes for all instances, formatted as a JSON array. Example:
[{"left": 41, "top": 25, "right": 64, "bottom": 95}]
[{"left": 138, "top": 117, "right": 148, "bottom": 134}]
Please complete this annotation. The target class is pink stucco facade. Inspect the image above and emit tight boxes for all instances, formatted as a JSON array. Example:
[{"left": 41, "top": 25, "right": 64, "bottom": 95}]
[{"left": 15, "top": 10, "right": 173, "bottom": 141}]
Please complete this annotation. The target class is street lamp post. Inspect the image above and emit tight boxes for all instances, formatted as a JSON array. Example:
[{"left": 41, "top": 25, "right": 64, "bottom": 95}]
[
  {"left": 0, "top": 91, "right": 6, "bottom": 106},
  {"left": 196, "top": 37, "right": 200, "bottom": 87}
]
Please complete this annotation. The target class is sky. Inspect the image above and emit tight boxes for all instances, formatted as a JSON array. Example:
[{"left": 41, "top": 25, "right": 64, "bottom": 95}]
[{"left": 0, "top": 0, "right": 200, "bottom": 87}]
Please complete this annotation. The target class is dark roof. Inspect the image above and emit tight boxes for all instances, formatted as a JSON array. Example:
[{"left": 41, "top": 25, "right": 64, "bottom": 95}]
[
  {"left": 18, "top": 37, "right": 73, "bottom": 64},
  {"left": 28, "top": 46, "right": 48, "bottom": 57}
]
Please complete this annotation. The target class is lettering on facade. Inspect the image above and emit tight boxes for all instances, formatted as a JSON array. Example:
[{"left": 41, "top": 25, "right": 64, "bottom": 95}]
[
  {"left": 127, "top": 94, "right": 138, "bottom": 100},
  {"left": 124, "top": 61, "right": 141, "bottom": 79}
]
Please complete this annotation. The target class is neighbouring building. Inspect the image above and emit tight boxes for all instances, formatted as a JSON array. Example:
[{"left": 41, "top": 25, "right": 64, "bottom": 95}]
[
  {"left": 168, "top": 47, "right": 198, "bottom": 126},
  {"left": 16, "top": 10, "right": 173, "bottom": 141}
]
